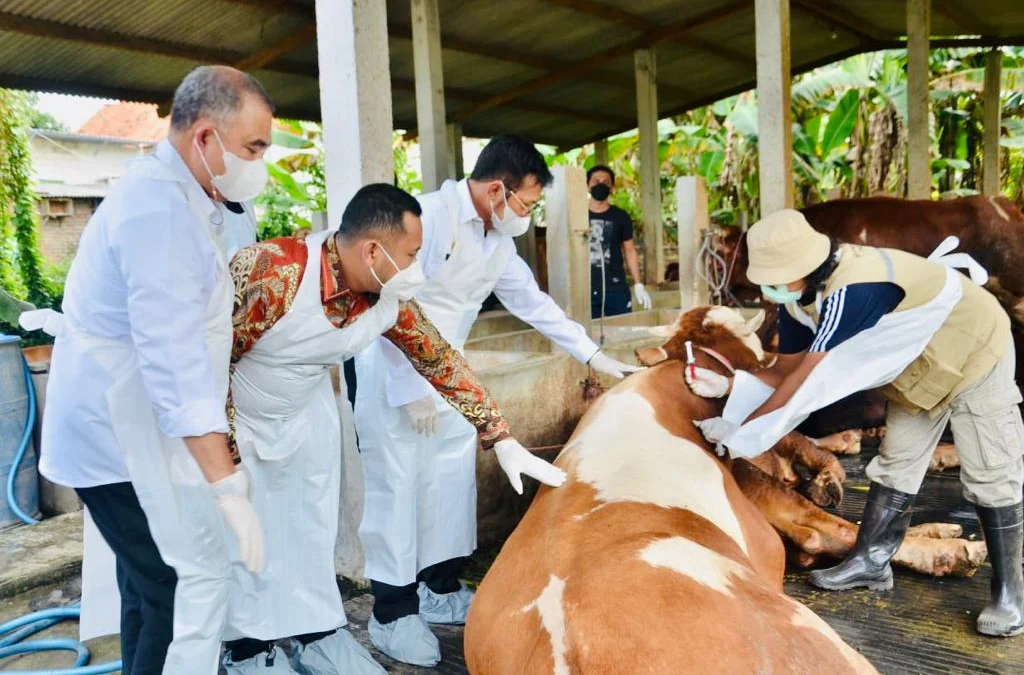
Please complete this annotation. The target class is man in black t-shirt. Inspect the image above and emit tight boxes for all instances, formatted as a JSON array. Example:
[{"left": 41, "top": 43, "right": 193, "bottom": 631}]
[{"left": 587, "top": 165, "right": 652, "bottom": 318}]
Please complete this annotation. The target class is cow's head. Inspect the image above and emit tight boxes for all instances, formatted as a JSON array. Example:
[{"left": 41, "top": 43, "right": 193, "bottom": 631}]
[{"left": 635, "top": 306, "right": 771, "bottom": 371}]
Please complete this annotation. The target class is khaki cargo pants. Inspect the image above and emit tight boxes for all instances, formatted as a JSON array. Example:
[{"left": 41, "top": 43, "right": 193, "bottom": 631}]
[{"left": 867, "top": 339, "right": 1024, "bottom": 507}]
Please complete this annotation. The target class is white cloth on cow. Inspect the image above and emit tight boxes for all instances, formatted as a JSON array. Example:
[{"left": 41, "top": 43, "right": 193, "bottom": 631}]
[{"left": 722, "top": 265, "right": 963, "bottom": 459}]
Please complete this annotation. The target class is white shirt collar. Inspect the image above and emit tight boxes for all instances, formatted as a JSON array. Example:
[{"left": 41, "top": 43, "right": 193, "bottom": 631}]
[
  {"left": 455, "top": 178, "right": 483, "bottom": 227},
  {"left": 153, "top": 139, "right": 220, "bottom": 223}
]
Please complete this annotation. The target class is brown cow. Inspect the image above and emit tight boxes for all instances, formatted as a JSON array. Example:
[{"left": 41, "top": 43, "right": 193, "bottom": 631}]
[
  {"left": 466, "top": 307, "right": 982, "bottom": 675},
  {"left": 718, "top": 195, "right": 1024, "bottom": 324}
]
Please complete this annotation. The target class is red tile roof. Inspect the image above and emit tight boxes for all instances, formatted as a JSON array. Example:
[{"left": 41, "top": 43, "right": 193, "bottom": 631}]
[{"left": 77, "top": 102, "right": 169, "bottom": 141}]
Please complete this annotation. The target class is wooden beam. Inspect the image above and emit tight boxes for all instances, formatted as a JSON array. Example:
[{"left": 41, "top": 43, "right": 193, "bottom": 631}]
[
  {"left": 790, "top": 0, "right": 884, "bottom": 43},
  {"left": 218, "top": 0, "right": 316, "bottom": 20},
  {"left": 392, "top": 78, "right": 631, "bottom": 125},
  {"left": 452, "top": 0, "right": 750, "bottom": 124},
  {"left": 387, "top": 22, "right": 691, "bottom": 99},
  {"left": 0, "top": 11, "right": 316, "bottom": 78},
  {"left": 542, "top": 0, "right": 754, "bottom": 69},
  {"left": 932, "top": 0, "right": 992, "bottom": 37},
  {"left": 234, "top": 23, "right": 317, "bottom": 71}
]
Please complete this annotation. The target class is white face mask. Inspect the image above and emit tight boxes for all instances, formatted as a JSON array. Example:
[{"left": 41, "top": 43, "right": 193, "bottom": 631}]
[
  {"left": 369, "top": 242, "right": 426, "bottom": 302},
  {"left": 196, "top": 130, "right": 268, "bottom": 202},
  {"left": 490, "top": 188, "right": 532, "bottom": 237}
]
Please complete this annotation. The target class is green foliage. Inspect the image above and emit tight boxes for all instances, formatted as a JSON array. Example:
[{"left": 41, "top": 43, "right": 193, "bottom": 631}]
[
  {"left": 24, "top": 93, "right": 67, "bottom": 133},
  {"left": 0, "top": 89, "right": 53, "bottom": 343}
]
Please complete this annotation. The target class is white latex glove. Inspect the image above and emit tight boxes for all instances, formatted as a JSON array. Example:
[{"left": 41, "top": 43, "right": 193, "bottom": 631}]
[
  {"left": 403, "top": 395, "right": 438, "bottom": 436},
  {"left": 494, "top": 439, "right": 568, "bottom": 495},
  {"left": 211, "top": 469, "right": 265, "bottom": 574},
  {"left": 633, "top": 283, "right": 653, "bottom": 310},
  {"left": 588, "top": 351, "right": 645, "bottom": 379},
  {"left": 685, "top": 366, "right": 730, "bottom": 398},
  {"left": 694, "top": 417, "right": 739, "bottom": 457}
]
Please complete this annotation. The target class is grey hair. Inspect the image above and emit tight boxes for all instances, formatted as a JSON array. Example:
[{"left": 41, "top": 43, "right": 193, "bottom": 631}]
[{"left": 169, "top": 66, "right": 275, "bottom": 132}]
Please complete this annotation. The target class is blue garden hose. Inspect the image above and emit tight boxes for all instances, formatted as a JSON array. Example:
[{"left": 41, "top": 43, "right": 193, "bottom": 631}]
[
  {"left": 7, "top": 353, "right": 39, "bottom": 525},
  {"left": 0, "top": 606, "right": 121, "bottom": 674},
  {"left": 4, "top": 350, "right": 122, "bottom": 674}
]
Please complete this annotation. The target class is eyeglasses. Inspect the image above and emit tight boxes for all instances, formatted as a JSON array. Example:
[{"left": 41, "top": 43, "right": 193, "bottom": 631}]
[{"left": 506, "top": 190, "right": 541, "bottom": 218}]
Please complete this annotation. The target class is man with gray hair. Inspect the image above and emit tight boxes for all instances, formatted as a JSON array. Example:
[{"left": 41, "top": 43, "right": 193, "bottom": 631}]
[{"left": 24, "top": 65, "right": 274, "bottom": 674}]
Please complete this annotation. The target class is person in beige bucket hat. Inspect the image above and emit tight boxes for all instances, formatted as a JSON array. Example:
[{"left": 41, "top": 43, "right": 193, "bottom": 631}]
[{"left": 687, "top": 207, "right": 1024, "bottom": 638}]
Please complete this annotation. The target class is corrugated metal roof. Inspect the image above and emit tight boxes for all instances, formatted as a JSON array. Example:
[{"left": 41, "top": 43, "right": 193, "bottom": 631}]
[{"left": 1, "top": 0, "right": 1023, "bottom": 148}]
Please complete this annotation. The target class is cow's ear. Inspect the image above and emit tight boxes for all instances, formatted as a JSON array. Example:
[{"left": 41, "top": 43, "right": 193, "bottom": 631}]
[{"left": 635, "top": 346, "right": 669, "bottom": 366}]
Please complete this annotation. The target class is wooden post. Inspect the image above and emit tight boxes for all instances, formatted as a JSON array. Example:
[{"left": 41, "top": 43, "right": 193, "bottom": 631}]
[
  {"left": 676, "top": 177, "right": 711, "bottom": 310},
  {"left": 411, "top": 0, "right": 448, "bottom": 192},
  {"left": 634, "top": 48, "right": 663, "bottom": 285},
  {"left": 315, "top": 0, "right": 394, "bottom": 228},
  {"left": 907, "top": 0, "right": 932, "bottom": 199},
  {"left": 446, "top": 123, "right": 464, "bottom": 180},
  {"left": 983, "top": 49, "right": 1003, "bottom": 197},
  {"left": 755, "top": 0, "right": 793, "bottom": 216},
  {"left": 595, "top": 138, "right": 609, "bottom": 166},
  {"left": 545, "top": 166, "right": 591, "bottom": 323}
]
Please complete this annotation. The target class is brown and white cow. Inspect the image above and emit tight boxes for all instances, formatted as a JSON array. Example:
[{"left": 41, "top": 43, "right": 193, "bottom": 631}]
[
  {"left": 466, "top": 307, "right": 988, "bottom": 675},
  {"left": 468, "top": 307, "right": 879, "bottom": 674}
]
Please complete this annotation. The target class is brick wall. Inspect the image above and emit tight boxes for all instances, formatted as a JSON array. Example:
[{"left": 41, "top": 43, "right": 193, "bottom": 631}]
[{"left": 37, "top": 198, "right": 98, "bottom": 264}]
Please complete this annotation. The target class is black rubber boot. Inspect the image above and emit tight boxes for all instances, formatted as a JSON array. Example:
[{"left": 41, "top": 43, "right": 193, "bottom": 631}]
[
  {"left": 809, "top": 483, "right": 915, "bottom": 591},
  {"left": 976, "top": 502, "right": 1024, "bottom": 637}
]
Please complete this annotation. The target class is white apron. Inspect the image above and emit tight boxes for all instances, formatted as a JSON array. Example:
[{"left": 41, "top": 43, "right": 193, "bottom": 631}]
[
  {"left": 355, "top": 179, "right": 514, "bottom": 586},
  {"left": 724, "top": 262, "right": 966, "bottom": 459},
  {"left": 226, "top": 230, "right": 400, "bottom": 640},
  {"left": 27, "top": 155, "right": 237, "bottom": 673}
]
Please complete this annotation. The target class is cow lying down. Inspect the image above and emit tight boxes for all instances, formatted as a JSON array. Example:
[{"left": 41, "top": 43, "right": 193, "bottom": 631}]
[{"left": 466, "top": 307, "right": 981, "bottom": 674}]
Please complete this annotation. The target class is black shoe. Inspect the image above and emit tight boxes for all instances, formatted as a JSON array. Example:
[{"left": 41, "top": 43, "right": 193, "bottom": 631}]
[
  {"left": 976, "top": 502, "right": 1024, "bottom": 637},
  {"left": 809, "top": 483, "right": 915, "bottom": 591}
]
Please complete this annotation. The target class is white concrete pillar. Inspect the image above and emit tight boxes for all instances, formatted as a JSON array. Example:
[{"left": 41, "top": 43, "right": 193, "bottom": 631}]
[
  {"left": 755, "top": 0, "right": 793, "bottom": 216},
  {"left": 907, "top": 0, "right": 932, "bottom": 199},
  {"left": 983, "top": 49, "right": 1003, "bottom": 197},
  {"left": 545, "top": 166, "right": 591, "bottom": 324},
  {"left": 634, "top": 49, "right": 663, "bottom": 285},
  {"left": 315, "top": 0, "right": 394, "bottom": 229},
  {"left": 676, "top": 177, "right": 711, "bottom": 310},
  {"left": 411, "top": 0, "right": 448, "bottom": 192},
  {"left": 595, "top": 138, "right": 609, "bottom": 166},
  {"left": 446, "top": 123, "right": 464, "bottom": 180}
]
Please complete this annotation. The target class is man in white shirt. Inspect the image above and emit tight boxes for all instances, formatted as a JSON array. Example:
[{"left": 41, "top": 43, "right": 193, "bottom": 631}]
[
  {"left": 34, "top": 66, "right": 273, "bottom": 675},
  {"left": 353, "top": 134, "right": 642, "bottom": 666}
]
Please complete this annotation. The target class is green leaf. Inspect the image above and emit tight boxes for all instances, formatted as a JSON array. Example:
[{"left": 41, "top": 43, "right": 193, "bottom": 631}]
[
  {"left": 820, "top": 89, "right": 860, "bottom": 156},
  {"left": 697, "top": 150, "right": 725, "bottom": 182},
  {"left": 272, "top": 128, "right": 314, "bottom": 150},
  {"left": 1001, "top": 136, "right": 1024, "bottom": 149},
  {"left": 266, "top": 162, "right": 313, "bottom": 204},
  {"left": 726, "top": 102, "right": 758, "bottom": 137}
]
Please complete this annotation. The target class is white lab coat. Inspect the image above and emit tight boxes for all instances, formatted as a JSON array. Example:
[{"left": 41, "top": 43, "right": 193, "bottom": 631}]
[
  {"left": 224, "top": 230, "right": 399, "bottom": 643},
  {"left": 33, "top": 141, "right": 237, "bottom": 674},
  {"left": 354, "top": 179, "right": 599, "bottom": 586}
]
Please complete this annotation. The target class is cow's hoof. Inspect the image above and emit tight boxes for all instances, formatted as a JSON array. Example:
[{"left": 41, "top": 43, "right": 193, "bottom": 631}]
[{"left": 808, "top": 471, "right": 844, "bottom": 507}]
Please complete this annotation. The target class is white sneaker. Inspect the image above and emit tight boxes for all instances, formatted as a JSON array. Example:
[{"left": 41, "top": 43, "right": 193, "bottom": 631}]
[
  {"left": 289, "top": 629, "right": 386, "bottom": 675},
  {"left": 418, "top": 582, "right": 475, "bottom": 625},
  {"left": 223, "top": 645, "right": 299, "bottom": 674},
  {"left": 367, "top": 614, "right": 441, "bottom": 667}
]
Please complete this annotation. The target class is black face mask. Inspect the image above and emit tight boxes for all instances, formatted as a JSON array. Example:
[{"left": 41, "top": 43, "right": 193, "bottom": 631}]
[{"left": 589, "top": 183, "right": 611, "bottom": 201}]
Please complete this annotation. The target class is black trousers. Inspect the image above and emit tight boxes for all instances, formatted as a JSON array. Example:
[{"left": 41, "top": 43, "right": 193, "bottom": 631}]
[
  {"left": 76, "top": 482, "right": 177, "bottom": 675},
  {"left": 370, "top": 556, "right": 468, "bottom": 624}
]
